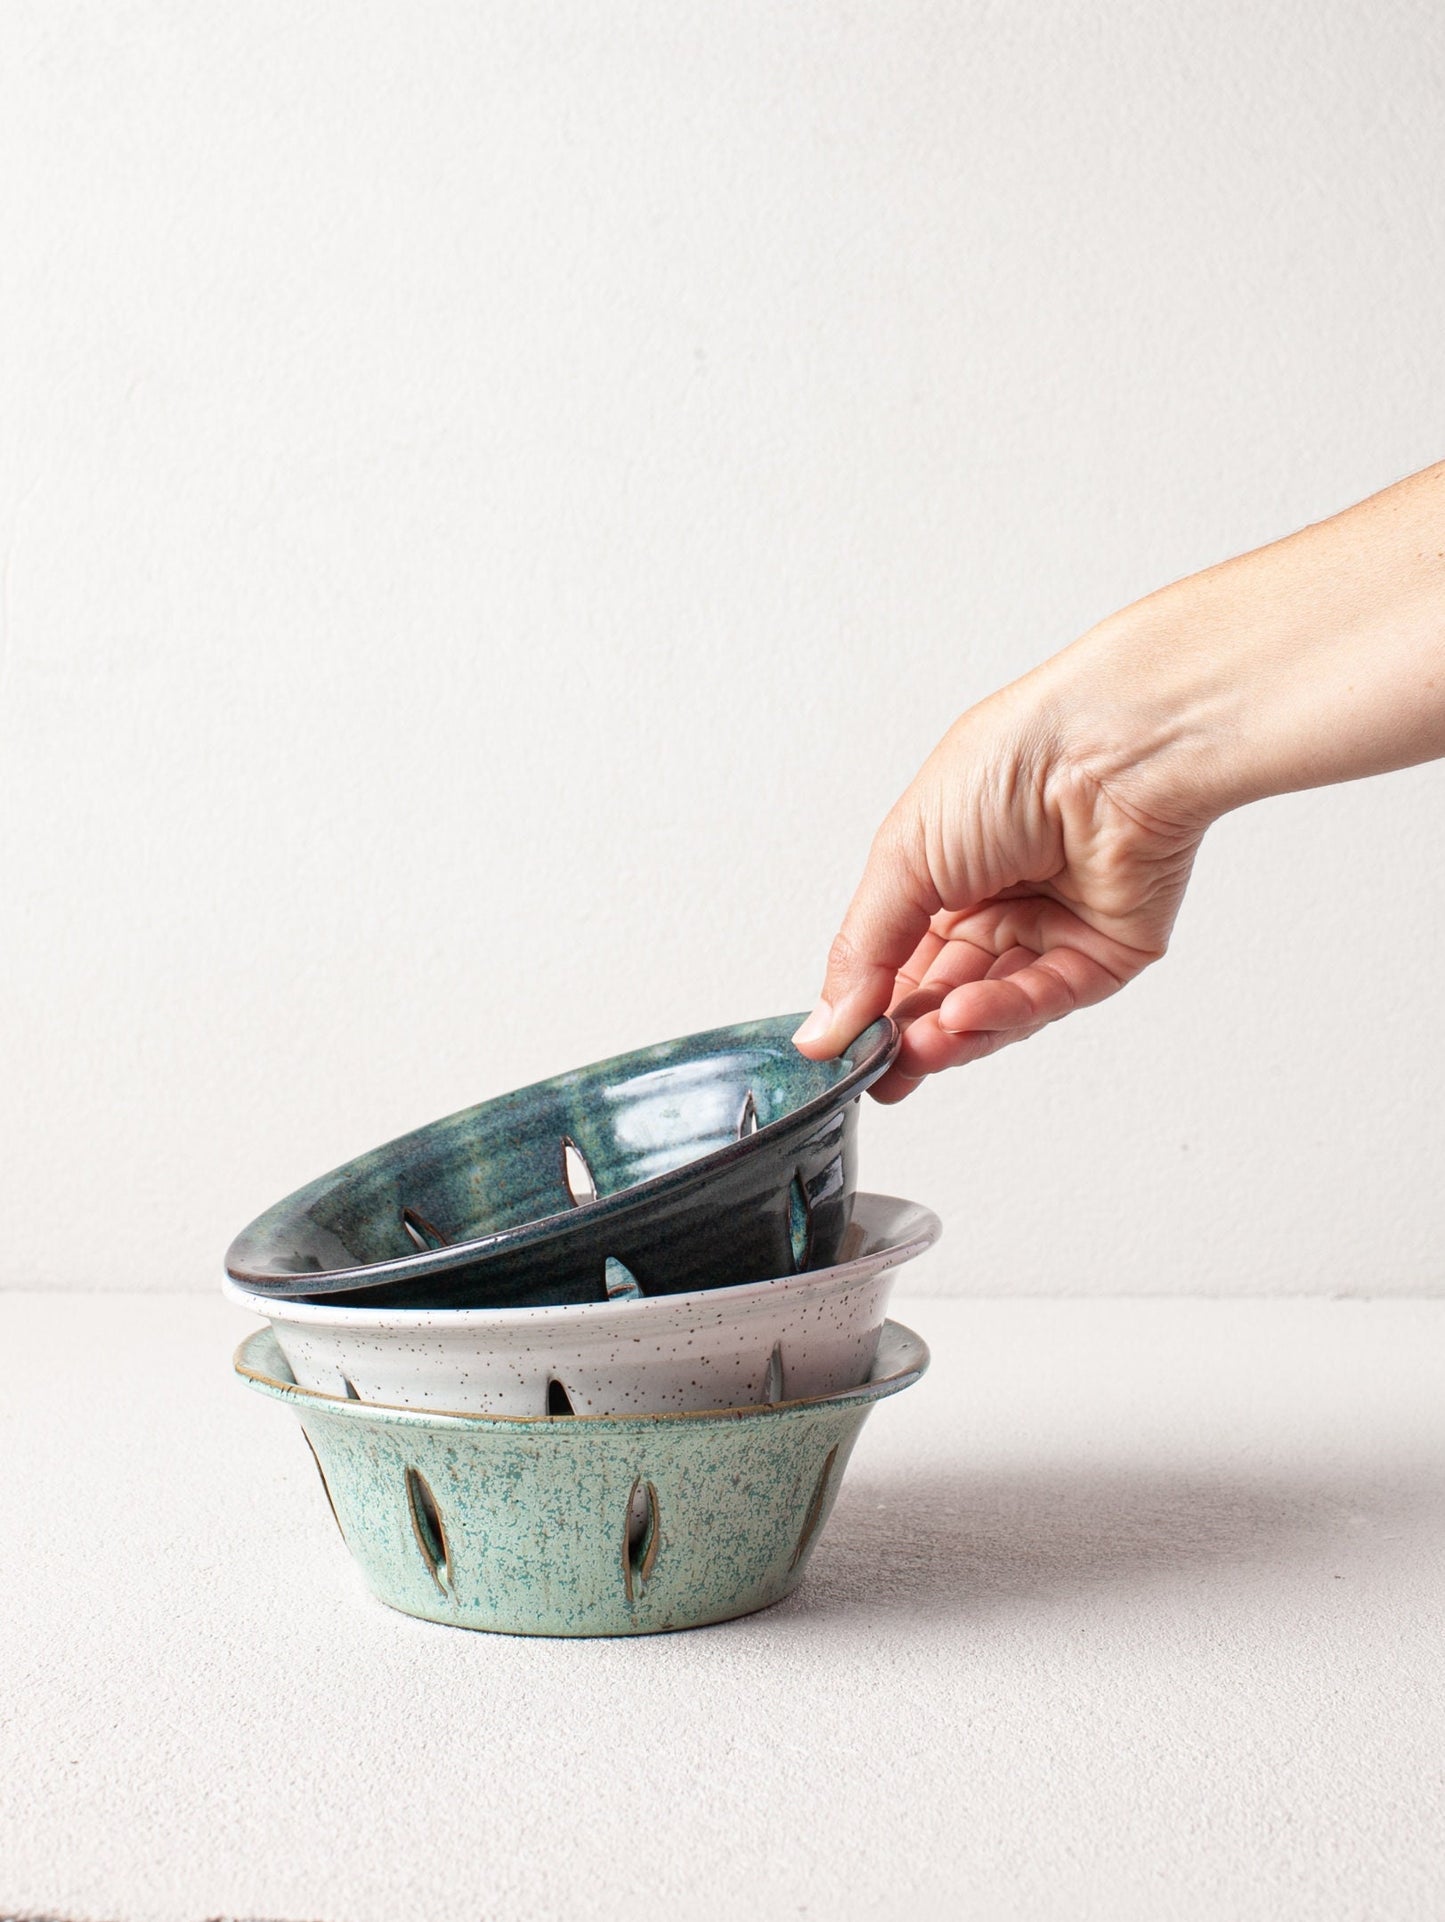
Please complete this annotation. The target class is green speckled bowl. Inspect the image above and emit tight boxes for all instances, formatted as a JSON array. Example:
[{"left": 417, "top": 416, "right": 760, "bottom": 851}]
[{"left": 235, "top": 1320, "right": 928, "bottom": 1636}]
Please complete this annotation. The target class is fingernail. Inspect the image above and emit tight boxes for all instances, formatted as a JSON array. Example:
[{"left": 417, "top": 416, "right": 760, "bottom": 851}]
[
  {"left": 792, "top": 1001, "right": 833, "bottom": 1049},
  {"left": 937, "top": 992, "right": 970, "bottom": 1035}
]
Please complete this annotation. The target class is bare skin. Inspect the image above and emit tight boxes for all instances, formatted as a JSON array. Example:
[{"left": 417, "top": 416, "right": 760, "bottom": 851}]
[{"left": 793, "top": 460, "right": 1445, "bottom": 1102}]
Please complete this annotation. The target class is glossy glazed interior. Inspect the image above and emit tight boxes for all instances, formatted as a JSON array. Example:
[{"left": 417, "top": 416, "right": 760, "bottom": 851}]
[{"left": 226, "top": 1013, "right": 895, "bottom": 1296}]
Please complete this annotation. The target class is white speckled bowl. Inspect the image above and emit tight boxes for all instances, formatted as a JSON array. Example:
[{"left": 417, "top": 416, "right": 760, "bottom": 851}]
[{"left": 222, "top": 1192, "right": 939, "bottom": 1415}]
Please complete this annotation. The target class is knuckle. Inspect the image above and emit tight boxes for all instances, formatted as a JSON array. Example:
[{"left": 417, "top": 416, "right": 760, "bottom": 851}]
[
  {"left": 825, "top": 927, "right": 868, "bottom": 985},
  {"left": 869, "top": 803, "right": 922, "bottom": 877}
]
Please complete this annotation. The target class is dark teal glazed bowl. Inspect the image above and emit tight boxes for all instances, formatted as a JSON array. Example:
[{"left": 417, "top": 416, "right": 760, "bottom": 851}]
[{"left": 225, "top": 1014, "right": 898, "bottom": 1310}]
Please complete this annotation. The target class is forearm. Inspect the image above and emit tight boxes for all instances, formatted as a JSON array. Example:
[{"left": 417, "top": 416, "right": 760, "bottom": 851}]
[{"left": 1049, "top": 460, "right": 1445, "bottom": 826}]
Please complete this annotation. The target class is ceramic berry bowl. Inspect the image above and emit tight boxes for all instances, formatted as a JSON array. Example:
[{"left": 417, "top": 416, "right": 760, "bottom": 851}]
[
  {"left": 225, "top": 1013, "right": 897, "bottom": 1311},
  {"left": 224, "top": 1191, "right": 939, "bottom": 1416},
  {"left": 235, "top": 1319, "right": 928, "bottom": 1636}
]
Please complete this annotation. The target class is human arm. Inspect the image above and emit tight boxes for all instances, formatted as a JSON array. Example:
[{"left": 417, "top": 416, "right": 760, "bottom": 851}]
[{"left": 793, "top": 460, "right": 1445, "bottom": 1101}]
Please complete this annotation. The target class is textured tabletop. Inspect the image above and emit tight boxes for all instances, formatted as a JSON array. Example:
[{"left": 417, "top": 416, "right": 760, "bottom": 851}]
[{"left": 3, "top": 1291, "right": 1443, "bottom": 1922}]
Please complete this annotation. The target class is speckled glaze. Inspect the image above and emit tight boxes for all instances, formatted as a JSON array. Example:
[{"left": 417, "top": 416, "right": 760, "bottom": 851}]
[
  {"left": 224, "top": 1193, "right": 939, "bottom": 1415},
  {"left": 226, "top": 1014, "right": 898, "bottom": 1310},
  {"left": 236, "top": 1320, "right": 927, "bottom": 1636}
]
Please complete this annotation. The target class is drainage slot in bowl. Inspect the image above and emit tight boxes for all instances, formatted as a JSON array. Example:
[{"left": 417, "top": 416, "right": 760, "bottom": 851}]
[
  {"left": 339, "top": 1374, "right": 360, "bottom": 1401},
  {"left": 622, "top": 1478, "right": 660, "bottom": 1601},
  {"left": 547, "top": 1378, "right": 575, "bottom": 1417},
  {"left": 301, "top": 1430, "right": 345, "bottom": 1540},
  {"left": 789, "top": 1445, "right": 839, "bottom": 1572},
  {"left": 404, "top": 1466, "right": 451, "bottom": 1594},
  {"left": 401, "top": 1207, "right": 450, "bottom": 1253},
  {"left": 788, "top": 1173, "right": 813, "bottom": 1272},
  {"left": 737, "top": 1089, "right": 758, "bottom": 1137},
  {"left": 764, "top": 1342, "right": 784, "bottom": 1404},
  {"left": 562, "top": 1137, "right": 598, "bottom": 1206},
  {"left": 604, "top": 1256, "right": 643, "bottom": 1301}
]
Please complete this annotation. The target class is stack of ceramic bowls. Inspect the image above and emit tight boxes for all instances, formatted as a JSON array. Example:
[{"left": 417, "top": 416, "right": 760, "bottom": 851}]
[{"left": 227, "top": 1014, "right": 937, "bottom": 1636}]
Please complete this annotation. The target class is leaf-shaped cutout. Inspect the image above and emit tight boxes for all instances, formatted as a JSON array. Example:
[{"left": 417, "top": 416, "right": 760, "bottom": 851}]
[
  {"left": 789, "top": 1445, "right": 839, "bottom": 1572},
  {"left": 562, "top": 1136, "right": 598, "bottom": 1207},
  {"left": 737, "top": 1089, "right": 758, "bottom": 1137},
  {"left": 401, "top": 1207, "right": 449, "bottom": 1253},
  {"left": 604, "top": 1256, "right": 643, "bottom": 1300},
  {"left": 547, "top": 1378, "right": 575, "bottom": 1417},
  {"left": 764, "top": 1342, "right": 784, "bottom": 1404},
  {"left": 340, "top": 1375, "right": 361, "bottom": 1401},
  {"left": 301, "top": 1429, "right": 345, "bottom": 1540},
  {"left": 788, "top": 1173, "right": 813, "bottom": 1272},
  {"left": 404, "top": 1466, "right": 451, "bottom": 1594},
  {"left": 622, "top": 1478, "right": 660, "bottom": 1602}
]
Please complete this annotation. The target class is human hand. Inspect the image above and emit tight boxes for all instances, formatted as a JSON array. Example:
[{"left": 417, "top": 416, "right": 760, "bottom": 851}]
[
  {"left": 791, "top": 647, "right": 1209, "bottom": 1103},
  {"left": 794, "top": 460, "right": 1445, "bottom": 1101}
]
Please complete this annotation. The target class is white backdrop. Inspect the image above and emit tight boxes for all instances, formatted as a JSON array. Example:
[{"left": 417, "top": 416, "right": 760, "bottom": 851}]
[{"left": 2, "top": 0, "right": 1443, "bottom": 1294}]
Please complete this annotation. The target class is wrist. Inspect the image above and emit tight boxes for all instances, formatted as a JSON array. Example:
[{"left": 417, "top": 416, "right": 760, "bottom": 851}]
[
  {"left": 1032, "top": 590, "right": 1247, "bottom": 833},
  {"left": 1048, "top": 461, "right": 1445, "bottom": 824}
]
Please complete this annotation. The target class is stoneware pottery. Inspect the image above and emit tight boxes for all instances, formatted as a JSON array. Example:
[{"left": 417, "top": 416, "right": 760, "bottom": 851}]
[
  {"left": 235, "top": 1319, "right": 928, "bottom": 1636},
  {"left": 224, "top": 1191, "right": 940, "bottom": 1416},
  {"left": 226, "top": 1013, "right": 898, "bottom": 1310}
]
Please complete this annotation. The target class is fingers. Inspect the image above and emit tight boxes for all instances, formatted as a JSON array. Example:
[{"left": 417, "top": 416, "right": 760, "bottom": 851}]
[
  {"left": 868, "top": 1068, "right": 925, "bottom": 1106},
  {"left": 937, "top": 944, "right": 1124, "bottom": 1035},
  {"left": 884, "top": 934, "right": 1025, "bottom": 1036},
  {"left": 890, "top": 923, "right": 1002, "bottom": 1005},
  {"left": 869, "top": 1016, "right": 1030, "bottom": 1102},
  {"left": 984, "top": 945, "right": 1038, "bottom": 981},
  {"left": 793, "top": 816, "right": 941, "bottom": 1060},
  {"left": 868, "top": 927, "right": 1140, "bottom": 1102},
  {"left": 866, "top": 945, "right": 1039, "bottom": 1103}
]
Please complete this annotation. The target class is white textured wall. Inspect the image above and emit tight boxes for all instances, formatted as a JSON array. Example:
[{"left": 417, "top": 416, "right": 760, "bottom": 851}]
[{"left": 2, "top": 0, "right": 1443, "bottom": 1295}]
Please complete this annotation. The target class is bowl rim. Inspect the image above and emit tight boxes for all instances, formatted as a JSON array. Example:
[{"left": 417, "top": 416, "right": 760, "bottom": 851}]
[
  {"left": 234, "top": 1316, "right": 930, "bottom": 1429},
  {"left": 221, "top": 1190, "right": 939, "bottom": 1331},
  {"left": 226, "top": 1011, "right": 899, "bottom": 1297}
]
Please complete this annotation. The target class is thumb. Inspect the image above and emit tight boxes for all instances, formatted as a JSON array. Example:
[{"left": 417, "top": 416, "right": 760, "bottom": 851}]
[{"left": 793, "top": 815, "right": 940, "bottom": 1059}]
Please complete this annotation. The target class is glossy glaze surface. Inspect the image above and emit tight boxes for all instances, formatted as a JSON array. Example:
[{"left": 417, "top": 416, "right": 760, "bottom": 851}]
[
  {"left": 224, "top": 1192, "right": 939, "bottom": 1414},
  {"left": 235, "top": 1320, "right": 928, "bottom": 1636},
  {"left": 226, "top": 1014, "right": 897, "bottom": 1309}
]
